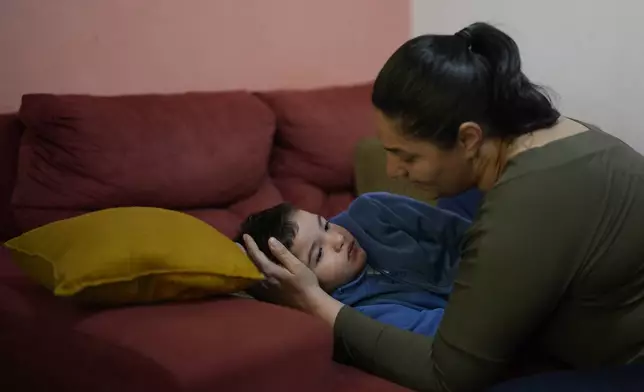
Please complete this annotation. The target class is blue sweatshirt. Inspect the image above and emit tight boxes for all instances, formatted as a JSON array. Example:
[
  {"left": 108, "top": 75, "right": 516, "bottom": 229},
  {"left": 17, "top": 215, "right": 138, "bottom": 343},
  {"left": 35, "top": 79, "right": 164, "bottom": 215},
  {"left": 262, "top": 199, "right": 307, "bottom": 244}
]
[{"left": 329, "top": 191, "right": 481, "bottom": 336}]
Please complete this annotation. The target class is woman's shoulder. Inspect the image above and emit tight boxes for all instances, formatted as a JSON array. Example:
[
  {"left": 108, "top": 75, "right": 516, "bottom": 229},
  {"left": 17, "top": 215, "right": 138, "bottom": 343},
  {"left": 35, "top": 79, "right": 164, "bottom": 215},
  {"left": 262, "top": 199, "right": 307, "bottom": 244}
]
[
  {"left": 498, "top": 126, "right": 644, "bottom": 192},
  {"left": 473, "top": 125, "right": 644, "bottom": 259}
]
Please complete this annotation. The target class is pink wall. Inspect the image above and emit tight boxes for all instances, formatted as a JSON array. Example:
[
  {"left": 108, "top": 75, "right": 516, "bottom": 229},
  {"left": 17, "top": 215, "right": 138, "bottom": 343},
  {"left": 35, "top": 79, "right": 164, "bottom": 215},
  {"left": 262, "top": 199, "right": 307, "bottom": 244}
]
[{"left": 0, "top": 0, "right": 410, "bottom": 113}]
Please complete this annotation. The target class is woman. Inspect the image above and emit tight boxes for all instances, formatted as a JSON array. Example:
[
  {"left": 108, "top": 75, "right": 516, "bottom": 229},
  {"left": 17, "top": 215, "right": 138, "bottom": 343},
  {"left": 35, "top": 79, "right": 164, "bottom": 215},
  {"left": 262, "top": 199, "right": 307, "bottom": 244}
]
[{"left": 243, "top": 22, "right": 644, "bottom": 391}]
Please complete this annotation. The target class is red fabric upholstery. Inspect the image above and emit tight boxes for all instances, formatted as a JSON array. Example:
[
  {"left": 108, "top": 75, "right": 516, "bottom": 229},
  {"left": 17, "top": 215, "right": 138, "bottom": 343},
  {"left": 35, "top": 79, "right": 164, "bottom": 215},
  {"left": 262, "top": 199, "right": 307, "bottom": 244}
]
[
  {"left": 258, "top": 84, "right": 375, "bottom": 217},
  {"left": 0, "top": 86, "right": 409, "bottom": 391},
  {"left": 0, "top": 249, "right": 407, "bottom": 392},
  {"left": 14, "top": 178, "right": 282, "bottom": 239},
  {"left": 13, "top": 92, "right": 282, "bottom": 234},
  {"left": 0, "top": 114, "right": 22, "bottom": 241},
  {"left": 272, "top": 178, "right": 355, "bottom": 218},
  {"left": 16, "top": 92, "right": 275, "bottom": 210}
]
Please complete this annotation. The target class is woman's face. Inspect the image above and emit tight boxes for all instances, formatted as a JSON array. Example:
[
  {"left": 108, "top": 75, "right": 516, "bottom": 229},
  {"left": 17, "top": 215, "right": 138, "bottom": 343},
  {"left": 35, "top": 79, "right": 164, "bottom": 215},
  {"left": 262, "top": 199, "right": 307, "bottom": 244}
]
[{"left": 375, "top": 110, "right": 477, "bottom": 197}]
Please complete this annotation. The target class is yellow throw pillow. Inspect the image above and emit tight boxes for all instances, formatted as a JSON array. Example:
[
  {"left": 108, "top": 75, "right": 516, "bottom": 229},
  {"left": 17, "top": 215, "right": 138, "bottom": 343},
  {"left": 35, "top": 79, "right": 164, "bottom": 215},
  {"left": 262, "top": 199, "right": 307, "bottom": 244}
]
[{"left": 4, "top": 207, "right": 263, "bottom": 305}]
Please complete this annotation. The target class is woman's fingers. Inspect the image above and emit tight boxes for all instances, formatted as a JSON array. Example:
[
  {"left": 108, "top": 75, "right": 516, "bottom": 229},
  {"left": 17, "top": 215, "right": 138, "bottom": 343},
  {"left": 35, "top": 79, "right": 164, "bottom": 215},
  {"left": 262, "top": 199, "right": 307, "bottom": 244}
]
[
  {"left": 234, "top": 242, "right": 248, "bottom": 255},
  {"left": 242, "top": 234, "right": 291, "bottom": 279},
  {"left": 244, "top": 236, "right": 321, "bottom": 311},
  {"left": 268, "top": 237, "right": 305, "bottom": 273}
]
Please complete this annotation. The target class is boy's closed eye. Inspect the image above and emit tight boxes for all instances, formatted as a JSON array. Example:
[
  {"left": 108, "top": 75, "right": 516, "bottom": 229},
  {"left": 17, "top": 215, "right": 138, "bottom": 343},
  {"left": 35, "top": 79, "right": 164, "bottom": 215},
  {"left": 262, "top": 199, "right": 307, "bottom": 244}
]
[{"left": 309, "top": 216, "right": 330, "bottom": 267}]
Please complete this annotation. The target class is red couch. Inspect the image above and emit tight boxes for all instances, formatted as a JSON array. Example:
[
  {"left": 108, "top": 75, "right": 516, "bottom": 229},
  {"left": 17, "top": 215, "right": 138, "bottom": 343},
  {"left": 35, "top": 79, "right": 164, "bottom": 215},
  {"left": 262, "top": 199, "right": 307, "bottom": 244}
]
[{"left": 0, "top": 85, "right": 409, "bottom": 392}]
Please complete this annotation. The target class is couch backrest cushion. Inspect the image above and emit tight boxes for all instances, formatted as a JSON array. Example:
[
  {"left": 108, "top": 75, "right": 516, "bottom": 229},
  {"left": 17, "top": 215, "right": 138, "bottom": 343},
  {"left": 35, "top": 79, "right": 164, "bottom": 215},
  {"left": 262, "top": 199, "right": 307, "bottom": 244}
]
[
  {"left": 0, "top": 114, "right": 23, "bottom": 241},
  {"left": 258, "top": 83, "right": 374, "bottom": 216},
  {"left": 12, "top": 92, "right": 283, "bottom": 236},
  {"left": 13, "top": 179, "right": 283, "bottom": 240}
]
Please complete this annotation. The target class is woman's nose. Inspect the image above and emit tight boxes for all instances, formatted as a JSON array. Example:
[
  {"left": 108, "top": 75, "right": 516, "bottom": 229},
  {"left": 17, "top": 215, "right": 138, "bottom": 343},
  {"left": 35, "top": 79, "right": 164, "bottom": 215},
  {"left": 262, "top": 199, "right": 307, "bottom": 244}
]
[{"left": 385, "top": 154, "right": 406, "bottom": 179}]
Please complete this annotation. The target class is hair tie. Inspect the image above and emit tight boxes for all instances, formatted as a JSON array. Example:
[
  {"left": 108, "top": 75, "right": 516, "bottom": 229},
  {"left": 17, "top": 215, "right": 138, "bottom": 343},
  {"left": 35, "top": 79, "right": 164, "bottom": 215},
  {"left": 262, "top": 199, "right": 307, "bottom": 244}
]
[{"left": 455, "top": 28, "right": 473, "bottom": 51}]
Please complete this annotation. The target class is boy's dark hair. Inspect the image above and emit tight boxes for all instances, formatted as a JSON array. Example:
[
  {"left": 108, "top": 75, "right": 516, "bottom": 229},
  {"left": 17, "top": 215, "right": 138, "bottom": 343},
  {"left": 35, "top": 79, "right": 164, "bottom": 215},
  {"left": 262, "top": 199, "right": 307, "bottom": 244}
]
[
  {"left": 234, "top": 203, "right": 298, "bottom": 263},
  {"left": 372, "top": 22, "right": 560, "bottom": 148}
]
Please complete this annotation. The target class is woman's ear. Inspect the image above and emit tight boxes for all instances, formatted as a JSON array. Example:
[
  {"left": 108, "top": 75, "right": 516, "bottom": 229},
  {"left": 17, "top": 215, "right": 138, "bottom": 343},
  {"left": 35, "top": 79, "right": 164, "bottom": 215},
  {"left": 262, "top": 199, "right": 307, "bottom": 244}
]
[{"left": 457, "top": 122, "right": 484, "bottom": 158}]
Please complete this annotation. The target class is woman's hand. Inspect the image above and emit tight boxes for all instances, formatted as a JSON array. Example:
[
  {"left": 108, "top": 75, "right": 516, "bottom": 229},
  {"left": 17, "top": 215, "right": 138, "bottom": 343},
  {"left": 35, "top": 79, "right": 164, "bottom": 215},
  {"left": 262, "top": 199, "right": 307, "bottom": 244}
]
[
  {"left": 243, "top": 234, "right": 320, "bottom": 310},
  {"left": 243, "top": 235, "right": 344, "bottom": 325}
]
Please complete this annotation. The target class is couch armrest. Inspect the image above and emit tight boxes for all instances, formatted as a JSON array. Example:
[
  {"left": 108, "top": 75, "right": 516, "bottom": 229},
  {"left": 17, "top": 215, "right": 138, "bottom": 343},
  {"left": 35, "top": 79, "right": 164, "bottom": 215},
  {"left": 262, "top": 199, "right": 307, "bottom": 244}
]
[{"left": 354, "top": 138, "right": 435, "bottom": 204}]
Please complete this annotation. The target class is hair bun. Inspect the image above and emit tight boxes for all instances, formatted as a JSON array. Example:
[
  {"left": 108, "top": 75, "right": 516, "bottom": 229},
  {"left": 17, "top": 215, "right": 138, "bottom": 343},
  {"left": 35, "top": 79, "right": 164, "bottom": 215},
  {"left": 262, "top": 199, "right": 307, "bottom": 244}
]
[{"left": 455, "top": 28, "right": 472, "bottom": 42}]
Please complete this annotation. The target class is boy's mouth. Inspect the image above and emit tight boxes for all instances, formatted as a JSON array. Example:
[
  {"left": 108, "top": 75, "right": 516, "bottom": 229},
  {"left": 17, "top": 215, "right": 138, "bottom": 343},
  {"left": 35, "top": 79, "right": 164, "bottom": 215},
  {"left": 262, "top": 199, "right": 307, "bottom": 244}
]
[{"left": 347, "top": 240, "right": 355, "bottom": 261}]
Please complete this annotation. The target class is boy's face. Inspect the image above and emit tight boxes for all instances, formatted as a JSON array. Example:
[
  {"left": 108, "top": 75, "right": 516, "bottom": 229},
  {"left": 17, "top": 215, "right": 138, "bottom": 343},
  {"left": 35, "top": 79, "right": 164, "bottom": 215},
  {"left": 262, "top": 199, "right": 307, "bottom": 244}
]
[{"left": 289, "top": 210, "right": 367, "bottom": 292}]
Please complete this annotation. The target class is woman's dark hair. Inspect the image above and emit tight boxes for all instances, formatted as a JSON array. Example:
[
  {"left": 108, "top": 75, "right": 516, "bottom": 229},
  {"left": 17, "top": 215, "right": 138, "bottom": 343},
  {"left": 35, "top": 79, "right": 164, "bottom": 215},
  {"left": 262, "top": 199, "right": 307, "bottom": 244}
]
[
  {"left": 234, "top": 203, "right": 298, "bottom": 264},
  {"left": 372, "top": 22, "right": 560, "bottom": 148}
]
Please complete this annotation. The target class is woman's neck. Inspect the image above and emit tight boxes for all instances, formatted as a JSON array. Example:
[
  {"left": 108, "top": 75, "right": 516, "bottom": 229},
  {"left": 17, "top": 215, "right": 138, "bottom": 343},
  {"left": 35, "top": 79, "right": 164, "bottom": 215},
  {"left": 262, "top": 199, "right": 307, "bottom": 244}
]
[{"left": 476, "top": 117, "right": 588, "bottom": 191}]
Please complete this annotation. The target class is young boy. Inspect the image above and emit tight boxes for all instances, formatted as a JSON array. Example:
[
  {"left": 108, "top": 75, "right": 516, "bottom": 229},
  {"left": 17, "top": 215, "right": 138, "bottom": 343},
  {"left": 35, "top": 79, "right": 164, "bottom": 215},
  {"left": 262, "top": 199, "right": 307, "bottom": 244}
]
[{"left": 235, "top": 191, "right": 481, "bottom": 337}]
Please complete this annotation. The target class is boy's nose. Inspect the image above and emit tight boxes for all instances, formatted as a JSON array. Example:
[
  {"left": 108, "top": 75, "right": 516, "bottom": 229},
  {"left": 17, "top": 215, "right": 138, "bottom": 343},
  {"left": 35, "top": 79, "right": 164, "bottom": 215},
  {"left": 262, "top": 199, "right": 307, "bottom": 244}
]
[{"left": 327, "top": 231, "right": 345, "bottom": 252}]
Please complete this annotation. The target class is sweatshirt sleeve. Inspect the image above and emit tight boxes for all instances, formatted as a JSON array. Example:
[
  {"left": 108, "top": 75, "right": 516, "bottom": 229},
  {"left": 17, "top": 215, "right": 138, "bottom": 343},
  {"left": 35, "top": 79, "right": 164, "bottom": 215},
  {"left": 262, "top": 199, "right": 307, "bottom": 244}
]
[
  {"left": 333, "top": 171, "right": 599, "bottom": 391},
  {"left": 437, "top": 188, "right": 484, "bottom": 220},
  {"left": 353, "top": 192, "right": 471, "bottom": 241}
]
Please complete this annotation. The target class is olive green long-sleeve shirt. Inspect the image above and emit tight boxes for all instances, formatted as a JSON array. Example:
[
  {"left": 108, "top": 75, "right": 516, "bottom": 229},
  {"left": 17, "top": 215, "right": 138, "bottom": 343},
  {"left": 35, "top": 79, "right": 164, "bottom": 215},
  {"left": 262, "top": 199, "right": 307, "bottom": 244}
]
[{"left": 334, "top": 128, "right": 644, "bottom": 391}]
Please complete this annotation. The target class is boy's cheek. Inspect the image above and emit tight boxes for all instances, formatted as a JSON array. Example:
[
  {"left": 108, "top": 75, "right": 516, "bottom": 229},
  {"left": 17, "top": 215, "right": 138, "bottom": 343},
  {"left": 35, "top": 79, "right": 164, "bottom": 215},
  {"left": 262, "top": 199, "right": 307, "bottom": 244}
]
[
  {"left": 311, "top": 268, "right": 323, "bottom": 282},
  {"left": 315, "top": 272, "right": 328, "bottom": 286},
  {"left": 313, "top": 270, "right": 334, "bottom": 290}
]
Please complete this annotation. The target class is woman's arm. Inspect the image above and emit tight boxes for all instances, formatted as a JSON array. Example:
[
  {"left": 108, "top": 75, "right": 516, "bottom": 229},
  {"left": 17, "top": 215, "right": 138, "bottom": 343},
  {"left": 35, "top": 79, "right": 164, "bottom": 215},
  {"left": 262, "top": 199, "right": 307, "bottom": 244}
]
[
  {"left": 354, "top": 305, "right": 444, "bottom": 337},
  {"left": 244, "top": 168, "right": 598, "bottom": 391},
  {"left": 332, "top": 171, "right": 599, "bottom": 391}
]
